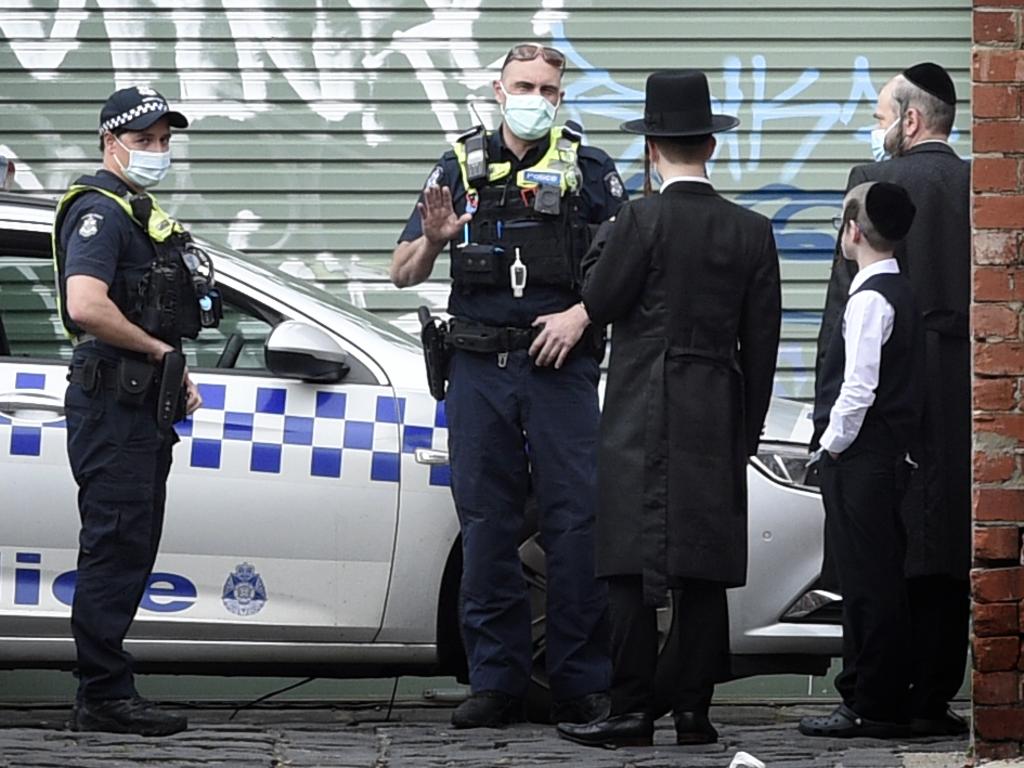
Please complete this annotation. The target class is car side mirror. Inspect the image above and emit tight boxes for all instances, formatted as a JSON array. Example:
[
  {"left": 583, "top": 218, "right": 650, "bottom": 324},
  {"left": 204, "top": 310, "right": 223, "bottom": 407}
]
[{"left": 265, "top": 320, "right": 350, "bottom": 383}]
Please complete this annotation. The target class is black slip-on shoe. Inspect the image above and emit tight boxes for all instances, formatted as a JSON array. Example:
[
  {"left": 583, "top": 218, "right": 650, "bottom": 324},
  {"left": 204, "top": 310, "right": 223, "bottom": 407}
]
[
  {"left": 72, "top": 697, "right": 187, "bottom": 737},
  {"left": 556, "top": 712, "right": 654, "bottom": 748},
  {"left": 673, "top": 710, "right": 719, "bottom": 745},
  {"left": 798, "top": 703, "right": 908, "bottom": 739},
  {"left": 910, "top": 707, "right": 969, "bottom": 737},
  {"left": 450, "top": 691, "right": 525, "bottom": 729},
  {"left": 550, "top": 691, "right": 611, "bottom": 725}
]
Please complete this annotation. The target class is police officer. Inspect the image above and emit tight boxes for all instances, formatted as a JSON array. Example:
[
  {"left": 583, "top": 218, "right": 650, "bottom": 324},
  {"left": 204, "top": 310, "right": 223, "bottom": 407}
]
[
  {"left": 54, "top": 86, "right": 205, "bottom": 736},
  {"left": 391, "top": 43, "right": 627, "bottom": 728}
]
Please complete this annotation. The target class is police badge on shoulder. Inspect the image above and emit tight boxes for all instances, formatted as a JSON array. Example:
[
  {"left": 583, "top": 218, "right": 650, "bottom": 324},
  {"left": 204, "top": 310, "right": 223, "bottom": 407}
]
[{"left": 77, "top": 212, "right": 104, "bottom": 239}]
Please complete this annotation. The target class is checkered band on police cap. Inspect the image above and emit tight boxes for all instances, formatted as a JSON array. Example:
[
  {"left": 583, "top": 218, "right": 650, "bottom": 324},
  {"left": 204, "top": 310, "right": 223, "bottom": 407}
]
[{"left": 98, "top": 85, "right": 188, "bottom": 135}]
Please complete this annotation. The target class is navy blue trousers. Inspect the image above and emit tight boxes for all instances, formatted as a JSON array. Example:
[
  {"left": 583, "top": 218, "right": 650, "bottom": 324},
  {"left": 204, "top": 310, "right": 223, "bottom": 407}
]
[
  {"left": 65, "top": 359, "right": 175, "bottom": 702},
  {"left": 446, "top": 348, "right": 610, "bottom": 700}
]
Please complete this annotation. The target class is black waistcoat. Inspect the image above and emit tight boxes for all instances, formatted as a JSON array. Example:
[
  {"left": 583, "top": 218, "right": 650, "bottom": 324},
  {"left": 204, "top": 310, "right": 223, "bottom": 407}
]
[{"left": 813, "top": 270, "right": 922, "bottom": 454}]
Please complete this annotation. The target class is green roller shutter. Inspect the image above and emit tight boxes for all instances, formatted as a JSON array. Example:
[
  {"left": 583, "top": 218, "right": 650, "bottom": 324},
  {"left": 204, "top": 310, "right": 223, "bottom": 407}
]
[{"left": 0, "top": 0, "right": 970, "bottom": 398}]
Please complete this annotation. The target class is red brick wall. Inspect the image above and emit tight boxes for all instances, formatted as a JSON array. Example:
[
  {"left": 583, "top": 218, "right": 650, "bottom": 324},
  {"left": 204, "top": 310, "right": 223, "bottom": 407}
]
[{"left": 972, "top": 1, "right": 1024, "bottom": 762}]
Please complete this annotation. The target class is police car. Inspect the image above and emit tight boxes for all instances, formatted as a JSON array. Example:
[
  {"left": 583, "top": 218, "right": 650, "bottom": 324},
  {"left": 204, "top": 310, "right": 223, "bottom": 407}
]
[{"left": 0, "top": 189, "right": 838, "bottom": 704}]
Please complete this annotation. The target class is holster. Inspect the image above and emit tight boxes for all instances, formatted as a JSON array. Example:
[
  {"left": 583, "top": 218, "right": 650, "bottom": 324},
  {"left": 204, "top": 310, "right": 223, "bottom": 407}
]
[
  {"left": 418, "top": 306, "right": 452, "bottom": 401},
  {"left": 115, "top": 358, "right": 155, "bottom": 407},
  {"left": 156, "top": 351, "right": 186, "bottom": 430}
]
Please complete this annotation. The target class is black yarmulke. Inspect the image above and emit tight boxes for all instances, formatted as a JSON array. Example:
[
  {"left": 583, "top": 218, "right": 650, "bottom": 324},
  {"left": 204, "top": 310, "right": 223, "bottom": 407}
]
[
  {"left": 902, "top": 62, "right": 956, "bottom": 106},
  {"left": 865, "top": 182, "right": 916, "bottom": 242}
]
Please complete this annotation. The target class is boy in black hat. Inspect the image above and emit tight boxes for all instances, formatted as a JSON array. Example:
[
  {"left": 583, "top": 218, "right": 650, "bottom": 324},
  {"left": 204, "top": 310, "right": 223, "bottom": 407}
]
[
  {"left": 801, "top": 181, "right": 922, "bottom": 738},
  {"left": 815, "top": 61, "right": 970, "bottom": 735},
  {"left": 557, "top": 70, "right": 781, "bottom": 748}
]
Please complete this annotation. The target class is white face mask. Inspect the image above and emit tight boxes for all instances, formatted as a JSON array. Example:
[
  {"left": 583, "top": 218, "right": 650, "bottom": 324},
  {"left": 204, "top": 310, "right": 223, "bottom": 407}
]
[
  {"left": 498, "top": 83, "right": 558, "bottom": 141},
  {"left": 870, "top": 119, "right": 900, "bottom": 162},
  {"left": 114, "top": 134, "right": 171, "bottom": 188}
]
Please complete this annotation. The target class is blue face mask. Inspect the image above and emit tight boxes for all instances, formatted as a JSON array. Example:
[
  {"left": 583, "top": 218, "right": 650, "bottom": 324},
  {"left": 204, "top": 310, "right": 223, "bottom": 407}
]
[
  {"left": 114, "top": 135, "right": 171, "bottom": 188},
  {"left": 870, "top": 119, "right": 900, "bottom": 162},
  {"left": 499, "top": 83, "right": 559, "bottom": 141}
]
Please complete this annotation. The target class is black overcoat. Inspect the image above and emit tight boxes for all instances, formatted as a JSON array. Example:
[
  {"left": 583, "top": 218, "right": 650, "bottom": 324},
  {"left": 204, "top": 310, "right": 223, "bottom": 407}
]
[
  {"left": 582, "top": 181, "right": 781, "bottom": 605},
  {"left": 815, "top": 144, "right": 971, "bottom": 580}
]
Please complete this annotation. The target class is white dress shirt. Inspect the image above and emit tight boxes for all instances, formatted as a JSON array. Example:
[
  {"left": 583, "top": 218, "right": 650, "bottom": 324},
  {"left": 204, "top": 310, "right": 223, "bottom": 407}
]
[
  {"left": 819, "top": 258, "right": 900, "bottom": 454},
  {"left": 660, "top": 175, "right": 713, "bottom": 192}
]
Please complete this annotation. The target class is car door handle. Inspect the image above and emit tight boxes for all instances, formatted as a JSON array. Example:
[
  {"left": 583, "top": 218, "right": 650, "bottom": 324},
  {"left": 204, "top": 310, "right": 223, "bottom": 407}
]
[
  {"left": 0, "top": 391, "right": 66, "bottom": 420},
  {"left": 414, "top": 448, "right": 449, "bottom": 466}
]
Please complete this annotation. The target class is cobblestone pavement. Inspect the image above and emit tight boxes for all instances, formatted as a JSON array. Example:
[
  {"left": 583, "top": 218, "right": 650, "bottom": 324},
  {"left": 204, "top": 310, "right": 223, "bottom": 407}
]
[{"left": 0, "top": 702, "right": 971, "bottom": 767}]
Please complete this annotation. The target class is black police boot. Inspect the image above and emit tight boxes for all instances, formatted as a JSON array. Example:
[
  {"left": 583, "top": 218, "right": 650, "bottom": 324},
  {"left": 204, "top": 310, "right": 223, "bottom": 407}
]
[
  {"left": 551, "top": 691, "right": 611, "bottom": 724},
  {"left": 451, "top": 691, "right": 525, "bottom": 729},
  {"left": 72, "top": 697, "right": 188, "bottom": 737},
  {"left": 556, "top": 712, "right": 654, "bottom": 748}
]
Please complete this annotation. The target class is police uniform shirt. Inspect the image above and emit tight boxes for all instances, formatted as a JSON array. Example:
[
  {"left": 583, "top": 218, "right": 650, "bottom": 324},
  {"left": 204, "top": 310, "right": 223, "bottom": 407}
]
[
  {"left": 59, "top": 169, "right": 157, "bottom": 359},
  {"left": 399, "top": 128, "right": 627, "bottom": 328},
  {"left": 819, "top": 257, "right": 899, "bottom": 454}
]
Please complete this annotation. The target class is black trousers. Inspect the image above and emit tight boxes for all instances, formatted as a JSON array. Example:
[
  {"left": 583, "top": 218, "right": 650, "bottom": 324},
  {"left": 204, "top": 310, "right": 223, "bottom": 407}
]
[
  {"left": 65, "top": 367, "right": 175, "bottom": 701},
  {"left": 821, "top": 450, "right": 911, "bottom": 722},
  {"left": 607, "top": 575, "right": 729, "bottom": 716},
  {"left": 908, "top": 575, "right": 969, "bottom": 718}
]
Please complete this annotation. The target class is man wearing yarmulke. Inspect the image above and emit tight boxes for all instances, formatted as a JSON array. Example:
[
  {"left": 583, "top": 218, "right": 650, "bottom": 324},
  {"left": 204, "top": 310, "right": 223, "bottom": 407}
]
[
  {"left": 813, "top": 62, "right": 970, "bottom": 737},
  {"left": 802, "top": 181, "right": 922, "bottom": 738}
]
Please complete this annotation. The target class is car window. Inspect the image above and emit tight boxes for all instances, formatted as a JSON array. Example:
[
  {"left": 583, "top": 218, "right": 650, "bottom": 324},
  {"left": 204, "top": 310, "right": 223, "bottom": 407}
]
[
  {"left": 183, "top": 288, "right": 280, "bottom": 371},
  {"left": 0, "top": 255, "right": 69, "bottom": 361}
]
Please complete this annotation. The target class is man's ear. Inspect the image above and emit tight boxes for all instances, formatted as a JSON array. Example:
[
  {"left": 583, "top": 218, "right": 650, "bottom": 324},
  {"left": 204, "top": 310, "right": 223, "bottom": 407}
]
[
  {"left": 493, "top": 79, "right": 505, "bottom": 105},
  {"left": 646, "top": 137, "right": 659, "bottom": 166},
  {"left": 705, "top": 135, "right": 717, "bottom": 161},
  {"left": 902, "top": 106, "right": 922, "bottom": 140}
]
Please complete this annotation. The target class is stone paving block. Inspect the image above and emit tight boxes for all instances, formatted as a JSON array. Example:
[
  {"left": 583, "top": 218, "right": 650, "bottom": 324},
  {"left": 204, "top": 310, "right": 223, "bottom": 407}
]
[{"left": 0, "top": 703, "right": 970, "bottom": 768}]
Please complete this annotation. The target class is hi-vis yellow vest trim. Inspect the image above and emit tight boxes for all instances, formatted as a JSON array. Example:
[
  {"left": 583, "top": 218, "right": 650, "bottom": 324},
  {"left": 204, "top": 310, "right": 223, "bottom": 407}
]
[
  {"left": 452, "top": 125, "right": 581, "bottom": 203},
  {"left": 51, "top": 184, "right": 183, "bottom": 337}
]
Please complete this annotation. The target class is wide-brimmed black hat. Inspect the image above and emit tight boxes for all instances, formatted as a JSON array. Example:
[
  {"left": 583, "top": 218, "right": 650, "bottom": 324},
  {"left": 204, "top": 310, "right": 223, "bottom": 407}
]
[
  {"left": 621, "top": 69, "right": 739, "bottom": 137},
  {"left": 99, "top": 85, "right": 188, "bottom": 135}
]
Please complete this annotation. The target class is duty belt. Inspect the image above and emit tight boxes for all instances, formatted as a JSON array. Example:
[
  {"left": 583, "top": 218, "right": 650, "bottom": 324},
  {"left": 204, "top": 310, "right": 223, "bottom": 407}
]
[{"left": 448, "top": 318, "right": 539, "bottom": 354}]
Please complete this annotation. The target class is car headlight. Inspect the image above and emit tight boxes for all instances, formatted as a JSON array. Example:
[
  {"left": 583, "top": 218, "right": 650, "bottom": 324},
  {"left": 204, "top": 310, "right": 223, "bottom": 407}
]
[{"left": 751, "top": 441, "right": 820, "bottom": 492}]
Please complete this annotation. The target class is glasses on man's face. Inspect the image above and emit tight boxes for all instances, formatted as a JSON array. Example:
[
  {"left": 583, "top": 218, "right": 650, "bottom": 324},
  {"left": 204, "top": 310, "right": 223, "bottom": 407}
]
[
  {"left": 502, "top": 43, "right": 566, "bottom": 72},
  {"left": 831, "top": 215, "right": 845, "bottom": 231}
]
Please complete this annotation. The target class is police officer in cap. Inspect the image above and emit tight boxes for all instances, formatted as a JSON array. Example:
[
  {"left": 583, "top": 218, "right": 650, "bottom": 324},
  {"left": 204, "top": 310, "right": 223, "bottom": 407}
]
[
  {"left": 54, "top": 85, "right": 204, "bottom": 735},
  {"left": 391, "top": 43, "right": 627, "bottom": 728}
]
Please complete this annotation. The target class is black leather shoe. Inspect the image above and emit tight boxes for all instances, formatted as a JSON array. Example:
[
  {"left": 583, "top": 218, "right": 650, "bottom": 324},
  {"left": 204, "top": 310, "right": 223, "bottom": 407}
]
[
  {"left": 556, "top": 713, "right": 654, "bottom": 748},
  {"left": 451, "top": 691, "right": 525, "bottom": 729},
  {"left": 551, "top": 691, "right": 611, "bottom": 724},
  {"left": 72, "top": 697, "right": 187, "bottom": 737},
  {"left": 674, "top": 710, "right": 718, "bottom": 745},
  {"left": 910, "top": 708, "right": 969, "bottom": 737},
  {"left": 798, "top": 703, "right": 908, "bottom": 739}
]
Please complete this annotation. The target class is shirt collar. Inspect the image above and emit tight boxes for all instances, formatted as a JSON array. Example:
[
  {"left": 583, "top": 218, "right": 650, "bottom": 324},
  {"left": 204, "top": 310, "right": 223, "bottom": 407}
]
[
  {"left": 849, "top": 257, "right": 900, "bottom": 294},
  {"left": 661, "top": 175, "right": 713, "bottom": 192}
]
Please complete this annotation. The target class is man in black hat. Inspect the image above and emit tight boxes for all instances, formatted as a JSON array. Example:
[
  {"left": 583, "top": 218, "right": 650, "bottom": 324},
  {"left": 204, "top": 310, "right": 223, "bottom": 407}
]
[
  {"left": 814, "top": 62, "right": 970, "bottom": 736},
  {"left": 557, "top": 69, "right": 781, "bottom": 748},
  {"left": 801, "top": 181, "right": 922, "bottom": 738},
  {"left": 54, "top": 85, "right": 203, "bottom": 735}
]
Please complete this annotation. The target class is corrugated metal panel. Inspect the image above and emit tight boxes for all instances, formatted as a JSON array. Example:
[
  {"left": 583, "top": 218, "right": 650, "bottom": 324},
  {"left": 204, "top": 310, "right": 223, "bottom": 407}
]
[{"left": 0, "top": 1, "right": 970, "bottom": 398}]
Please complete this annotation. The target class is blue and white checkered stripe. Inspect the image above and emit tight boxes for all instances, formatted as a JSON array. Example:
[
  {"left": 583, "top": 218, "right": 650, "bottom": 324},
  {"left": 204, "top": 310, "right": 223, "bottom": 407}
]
[
  {"left": 0, "top": 371, "right": 66, "bottom": 460},
  {"left": 0, "top": 367, "right": 450, "bottom": 488}
]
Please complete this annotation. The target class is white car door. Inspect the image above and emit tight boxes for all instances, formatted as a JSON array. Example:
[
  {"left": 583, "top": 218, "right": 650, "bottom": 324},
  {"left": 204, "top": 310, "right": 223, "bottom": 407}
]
[{"left": 0, "top": 237, "right": 400, "bottom": 660}]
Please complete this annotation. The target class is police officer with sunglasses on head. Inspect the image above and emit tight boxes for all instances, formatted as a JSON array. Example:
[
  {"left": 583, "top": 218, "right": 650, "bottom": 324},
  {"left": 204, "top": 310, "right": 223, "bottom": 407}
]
[{"left": 391, "top": 42, "right": 627, "bottom": 729}]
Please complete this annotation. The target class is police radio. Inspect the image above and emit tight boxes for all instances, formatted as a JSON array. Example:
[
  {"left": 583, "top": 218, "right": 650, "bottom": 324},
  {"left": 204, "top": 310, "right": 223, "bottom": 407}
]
[{"left": 463, "top": 128, "right": 488, "bottom": 185}]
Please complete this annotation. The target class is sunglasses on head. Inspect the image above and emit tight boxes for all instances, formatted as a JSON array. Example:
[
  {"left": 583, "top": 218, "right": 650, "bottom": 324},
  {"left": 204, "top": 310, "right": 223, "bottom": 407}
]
[{"left": 502, "top": 43, "right": 566, "bottom": 72}]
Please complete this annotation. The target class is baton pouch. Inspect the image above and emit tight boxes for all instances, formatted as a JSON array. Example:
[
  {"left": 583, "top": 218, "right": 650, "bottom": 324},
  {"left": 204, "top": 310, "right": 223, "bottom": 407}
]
[{"left": 115, "top": 358, "right": 155, "bottom": 407}]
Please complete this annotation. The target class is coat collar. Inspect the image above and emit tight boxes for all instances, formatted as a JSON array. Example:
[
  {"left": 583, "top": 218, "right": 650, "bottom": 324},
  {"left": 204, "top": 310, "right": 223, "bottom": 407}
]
[
  {"left": 660, "top": 179, "right": 718, "bottom": 196},
  {"left": 903, "top": 141, "right": 958, "bottom": 159}
]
